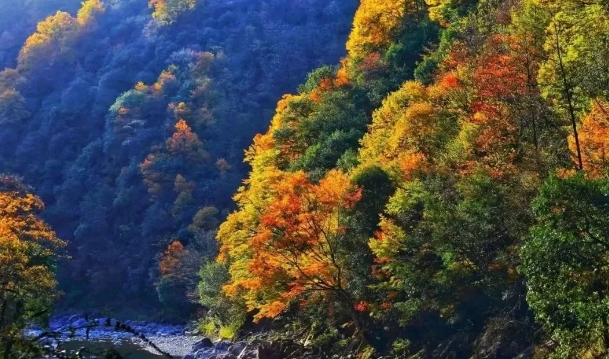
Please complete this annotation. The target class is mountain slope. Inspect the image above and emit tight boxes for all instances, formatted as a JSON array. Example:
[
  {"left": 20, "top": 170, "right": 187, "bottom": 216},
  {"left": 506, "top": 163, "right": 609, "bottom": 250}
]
[
  {"left": 210, "top": 0, "right": 609, "bottom": 357},
  {"left": 0, "top": 0, "right": 358, "bottom": 316}
]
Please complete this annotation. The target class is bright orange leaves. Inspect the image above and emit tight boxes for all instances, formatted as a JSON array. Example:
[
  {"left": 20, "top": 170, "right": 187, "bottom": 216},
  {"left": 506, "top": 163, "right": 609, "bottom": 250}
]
[
  {"left": 160, "top": 241, "right": 186, "bottom": 277},
  {"left": 141, "top": 119, "right": 208, "bottom": 197},
  {"left": 166, "top": 119, "right": 208, "bottom": 159},
  {"left": 221, "top": 170, "right": 361, "bottom": 321},
  {"left": 573, "top": 100, "right": 609, "bottom": 177}
]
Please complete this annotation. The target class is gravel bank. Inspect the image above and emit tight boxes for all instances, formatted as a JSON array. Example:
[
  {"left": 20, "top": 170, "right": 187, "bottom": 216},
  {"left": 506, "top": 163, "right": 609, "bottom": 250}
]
[{"left": 137, "top": 334, "right": 205, "bottom": 358}]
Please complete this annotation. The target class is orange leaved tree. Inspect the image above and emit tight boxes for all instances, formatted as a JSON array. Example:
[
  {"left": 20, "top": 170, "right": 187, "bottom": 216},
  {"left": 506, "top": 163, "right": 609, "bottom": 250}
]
[
  {"left": 571, "top": 100, "right": 609, "bottom": 178},
  {"left": 221, "top": 170, "right": 363, "bottom": 327}
]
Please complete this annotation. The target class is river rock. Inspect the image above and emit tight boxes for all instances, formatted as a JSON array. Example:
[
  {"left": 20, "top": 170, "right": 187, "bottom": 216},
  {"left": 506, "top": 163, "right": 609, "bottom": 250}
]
[
  {"left": 134, "top": 320, "right": 148, "bottom": 327},
  {"left": 229, "top": 342, "right": 247, "bottom": 355},
  {"left": 193, "top": 337, "right": 214, "bottom": 351},
  {"left": 158, "top": 326, "right": 178, "bottom": 336},
  {"left": 38, "top": 337, "right": 55, "bottom": 347},
  {"left": 194, "top": 347, "right": 215, "bottom": 359},
  {"left": 144, "top": 323, "right": 159, "bottom": 333},
  {"left": 72, "top": 318, "right": 87, "bottom": 328},
  {"left": 215, "top": 340, "right": 232, "bottom": 352}
]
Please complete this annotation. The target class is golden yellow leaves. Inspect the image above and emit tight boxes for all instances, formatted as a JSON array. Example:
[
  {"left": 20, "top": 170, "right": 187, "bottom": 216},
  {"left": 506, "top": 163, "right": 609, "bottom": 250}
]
[
  {"left": 347, "top": 0, "right": 409, "bottom": 58},
  {"left": 77, "top": 0, "right": 105, "bottom": 27},
  {"left": 19, "top": 0, "right": 104, "bottom": 69},
  {"left": 149, "top": 0, "right": 198, "bottom": 26},
  {"left": 0, "top": 177, "right": 65, "bottom": 328}
]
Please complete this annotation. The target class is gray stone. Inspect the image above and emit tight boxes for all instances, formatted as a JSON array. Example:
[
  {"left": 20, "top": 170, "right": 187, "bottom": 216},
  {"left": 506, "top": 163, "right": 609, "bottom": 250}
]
[
  {"left": 71, "top": 318, "right": 87, "bottom": 328},
  {"left": 193, "top": 337, "right": 214, "bottom": 351},
  {"left": 158, "top": 326, "right": 176, "bottom": 335},
  {"left": 145, "top": 323, "right": 159, "bottom": 333},
  {"left": 194, "top": 348, "right": 215, "bottom": 359},
  {"left": 215, "top": 341, "right": 232, "bottom": 352},
  {"left": 229, "top": 342, "right": 247, "bottom": 355}
]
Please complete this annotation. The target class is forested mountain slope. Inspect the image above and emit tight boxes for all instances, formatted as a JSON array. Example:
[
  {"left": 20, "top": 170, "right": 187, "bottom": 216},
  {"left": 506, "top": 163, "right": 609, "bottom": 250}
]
[
  {"left": 0, "top": 0, "right": 358, "bottom": 315},
  {"left": 0, "top": 0, "right": 81, "bottom": 69},
  {"left": 203, "top": 0, "right": 609, "bottom": 357},
  {"left": 4, "top": 0, "right": 609, "bottom": 357}
]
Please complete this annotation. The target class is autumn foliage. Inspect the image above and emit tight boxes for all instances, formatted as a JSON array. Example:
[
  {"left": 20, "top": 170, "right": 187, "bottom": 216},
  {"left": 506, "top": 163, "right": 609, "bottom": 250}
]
[
  {"left": 0, "top": 175, "right": 64, "bottom": 335},
  {"left": 149, "top": 0, "right": 197, "bottom": 25},
  {"left": 221, "top": 170, "right": 361, "bottom": 321},
  {"left": 571, "top": 100, "right": 609, "bottom": 178},
  {"left": 160, "top": 240, "right": 186, "bottom": 278},
  {"left": 7, "top": 0, "right": 609, "bottom": 356},
  {"left": 346, "top": 0, "right": 415, "bottom": 59},
  {"left": 214, "top": 0, "right": 609, "bottom": 355}
]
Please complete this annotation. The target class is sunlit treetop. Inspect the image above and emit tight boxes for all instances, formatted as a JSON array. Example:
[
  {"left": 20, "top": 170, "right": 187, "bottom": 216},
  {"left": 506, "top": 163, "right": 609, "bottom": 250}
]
[
  {"left": 149, "top": 0, "right": 199, "bottom": 26},
  {"left": 18, "top": 0, "right": 105, "bottom": 69},
  {"left": 77, "top": 0, "right": 105, "bottom": 26},
  {"left": 346, "top": 0, "right": 419, "bottom": 59},
  {"left": 20, "top": 11, "right": 78, "bottom": 60}
]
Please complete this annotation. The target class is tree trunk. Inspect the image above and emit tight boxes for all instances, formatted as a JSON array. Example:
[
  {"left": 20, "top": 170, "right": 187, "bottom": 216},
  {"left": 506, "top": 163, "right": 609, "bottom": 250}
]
[{"left": 554, "top": 22, "right": 583, "bottom": 170}]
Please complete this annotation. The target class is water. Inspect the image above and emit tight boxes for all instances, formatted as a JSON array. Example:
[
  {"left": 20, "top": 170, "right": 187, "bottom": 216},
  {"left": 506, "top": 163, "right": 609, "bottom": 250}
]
[{"left": 61, "top": 340, "right": 172, "bottom": 359}]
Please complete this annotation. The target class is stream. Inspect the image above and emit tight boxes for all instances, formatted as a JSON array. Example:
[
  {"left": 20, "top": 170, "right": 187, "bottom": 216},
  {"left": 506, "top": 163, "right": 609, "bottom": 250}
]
[
  {"left": 28, "top": 315, "right": 204, "bottom": 359},
  {"left": 29, "top": 315, "right": 304, "bottom": 359},
  {"left": 61, "top": 340, "right": 169, "bottom": 359}
]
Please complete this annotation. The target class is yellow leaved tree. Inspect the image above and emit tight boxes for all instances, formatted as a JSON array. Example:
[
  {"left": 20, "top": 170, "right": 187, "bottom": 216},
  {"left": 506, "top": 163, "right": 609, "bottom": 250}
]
[
  {"left": 346, "top": 0, "right": 420, "bottom": 59},
  {"left": 0, "top": 175, "right": 65, "bottom": 356},
  {"left": 149, "top": 0, "right": 198, "bottom": 26}
]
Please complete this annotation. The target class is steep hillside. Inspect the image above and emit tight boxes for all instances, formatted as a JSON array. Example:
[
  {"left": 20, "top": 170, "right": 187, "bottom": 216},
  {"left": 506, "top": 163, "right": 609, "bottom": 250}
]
[
  {"left": 208, "top": 0, "right": 609, "bottom": 357},
  {"left": 0, "top": 0, "right": 358, "bottom": 316},
  {"left": 0, "top": 0, "right": 81, "bottom": 68},
  {"left": 4, "top": 0, "right": 609, "bottom": 357}
]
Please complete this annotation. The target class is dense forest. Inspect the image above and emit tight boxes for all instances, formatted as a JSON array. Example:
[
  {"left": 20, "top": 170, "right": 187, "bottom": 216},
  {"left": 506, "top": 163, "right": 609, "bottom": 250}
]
[
  {"left": 4, "top": 0, "right": 609, "bottom": 358},
  {"left": 0, "top": 0, "right": 358, "bottom": 315}
]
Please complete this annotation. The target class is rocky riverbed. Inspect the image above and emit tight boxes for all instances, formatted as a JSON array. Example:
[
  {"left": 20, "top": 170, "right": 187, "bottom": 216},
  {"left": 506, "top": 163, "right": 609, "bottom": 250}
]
[
  {"left": 28, "top": 314, "right": 200, "bottom": 357},
  {"left": 28, "top": 315, "right": 318, "bottom": 359}
]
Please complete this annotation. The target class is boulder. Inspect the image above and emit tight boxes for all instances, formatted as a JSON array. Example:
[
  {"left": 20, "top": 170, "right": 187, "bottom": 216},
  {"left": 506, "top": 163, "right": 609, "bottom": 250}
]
[{"left": 192, "top": 337, "right": 214, "bottom": 351}]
